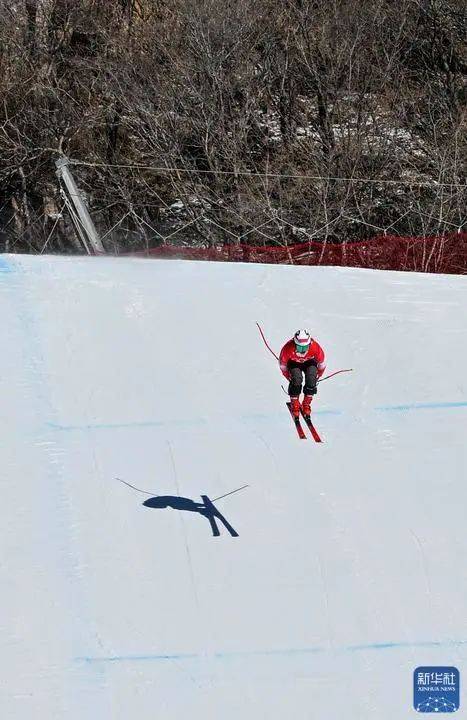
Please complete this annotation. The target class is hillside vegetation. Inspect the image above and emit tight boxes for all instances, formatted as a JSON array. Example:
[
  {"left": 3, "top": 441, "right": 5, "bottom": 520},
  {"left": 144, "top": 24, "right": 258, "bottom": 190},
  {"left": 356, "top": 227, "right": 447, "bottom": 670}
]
[{"left": 0, "top": 0, "right": 465, "bottom": 254}]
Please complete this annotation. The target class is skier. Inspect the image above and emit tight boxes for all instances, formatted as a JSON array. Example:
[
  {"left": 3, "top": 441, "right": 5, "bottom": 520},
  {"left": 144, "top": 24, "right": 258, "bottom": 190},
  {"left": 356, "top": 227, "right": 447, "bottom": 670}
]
[{"left": 279, "top": 330, "right": 326, "bottom": 418}]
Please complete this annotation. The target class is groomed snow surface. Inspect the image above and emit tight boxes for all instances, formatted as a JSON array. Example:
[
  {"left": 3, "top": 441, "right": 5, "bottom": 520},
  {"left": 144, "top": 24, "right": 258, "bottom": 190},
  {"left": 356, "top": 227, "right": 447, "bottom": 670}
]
[{"left": 1, "top": 254, "right": 466, "bottom": 719}]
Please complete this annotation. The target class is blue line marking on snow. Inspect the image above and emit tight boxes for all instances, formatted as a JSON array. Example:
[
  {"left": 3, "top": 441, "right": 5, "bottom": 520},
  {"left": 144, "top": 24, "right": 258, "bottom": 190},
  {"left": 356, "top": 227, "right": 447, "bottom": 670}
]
[
  {"left": 78, "top": 638, "right": 467, "bottom": 664},
  {"left": 77, "top": 648, "right": 325, "bottom": 664},
  {"left": 376, "top": 401, "right": 467, "bottom": 412},
  {"left": 47, "top": 418, "right": 208, "bottom": 431},
  {"left": 79, "top": 653, "right": 200, "bottom": 664},
  {"left": 47, "top": 420, "right": 165, "bottom": 432},
  {"left": 47, "top": 401, "right": 467, "bottom": 434},
  {"left": 346, "top": 640, "right": 460, "bottom": 651},
  {"left": 48, "top": 410, "right": 343, "bottom": 432}
]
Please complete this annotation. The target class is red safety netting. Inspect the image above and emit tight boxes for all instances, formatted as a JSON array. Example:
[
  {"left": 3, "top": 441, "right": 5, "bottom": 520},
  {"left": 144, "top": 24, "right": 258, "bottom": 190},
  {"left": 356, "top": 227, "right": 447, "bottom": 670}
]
[{"left": 124, "top": 232, "right": 467, "bottom": 274}]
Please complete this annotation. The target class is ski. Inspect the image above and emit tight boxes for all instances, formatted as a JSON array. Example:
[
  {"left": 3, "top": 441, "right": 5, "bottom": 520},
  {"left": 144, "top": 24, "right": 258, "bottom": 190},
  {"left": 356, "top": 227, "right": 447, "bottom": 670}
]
[
  {"left": 286, "top": 402, "right": 307, "bottom": 439},
  {"left": 300, "top": 407, "right": 322, "bottom": 443}
]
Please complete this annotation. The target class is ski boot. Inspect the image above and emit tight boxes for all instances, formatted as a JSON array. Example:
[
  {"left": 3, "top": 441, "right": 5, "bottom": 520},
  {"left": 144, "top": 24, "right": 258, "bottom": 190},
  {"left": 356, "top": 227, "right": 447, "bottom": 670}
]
[
  {"left": 290, "top": 396, "right": 300, "bottom": 419},
  {"left": 302, "top": 394, "right": 313, "bottom": 418}
]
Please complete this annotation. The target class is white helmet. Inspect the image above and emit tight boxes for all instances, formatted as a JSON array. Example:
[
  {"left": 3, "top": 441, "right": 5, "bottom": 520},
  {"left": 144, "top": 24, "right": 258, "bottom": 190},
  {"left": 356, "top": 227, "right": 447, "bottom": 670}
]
[{"left": 294, "top": 329, "right": 311, "bottom": 353}]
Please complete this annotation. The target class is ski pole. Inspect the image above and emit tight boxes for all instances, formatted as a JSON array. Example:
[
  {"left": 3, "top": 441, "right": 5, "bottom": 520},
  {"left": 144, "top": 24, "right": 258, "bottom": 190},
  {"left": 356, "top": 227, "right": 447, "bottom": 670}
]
[
  {"left": 117, "top": 478, "right": 155, "bottom": 496},
  {"left": 256, "top": 322, "right": 279, "bottom": 361},
  {"left": 212, "top": 485, "right": 249, "bottom": 502},
  {"left": 318, "top": 368, "right": 353, "bottom": 383}
]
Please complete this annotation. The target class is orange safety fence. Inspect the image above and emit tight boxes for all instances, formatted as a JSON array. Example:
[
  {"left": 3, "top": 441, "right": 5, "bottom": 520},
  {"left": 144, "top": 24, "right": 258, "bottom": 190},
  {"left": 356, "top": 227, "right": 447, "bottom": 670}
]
[{"left": 123, "top": 231, "right": 467, "bottom": 275}]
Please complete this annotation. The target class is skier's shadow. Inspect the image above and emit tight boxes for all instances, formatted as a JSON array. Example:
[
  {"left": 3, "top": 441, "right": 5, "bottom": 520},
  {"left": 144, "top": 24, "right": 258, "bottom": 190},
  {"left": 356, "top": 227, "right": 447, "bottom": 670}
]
[{"left": 143, "top": 494, "right": 239, "bottom": 538}]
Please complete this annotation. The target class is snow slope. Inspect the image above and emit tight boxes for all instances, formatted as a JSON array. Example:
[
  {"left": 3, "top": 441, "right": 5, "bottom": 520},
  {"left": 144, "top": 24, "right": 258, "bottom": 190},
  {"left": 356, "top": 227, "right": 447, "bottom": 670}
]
[{"left": 1, "top": 254, "right": 466, "bottom": 719}]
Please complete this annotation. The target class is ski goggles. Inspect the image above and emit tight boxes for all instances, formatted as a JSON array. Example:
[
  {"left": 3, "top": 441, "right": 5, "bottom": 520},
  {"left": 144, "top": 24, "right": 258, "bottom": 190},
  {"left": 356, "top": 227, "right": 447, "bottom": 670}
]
[{"left": 294, "top": 343, "right": 310, "bottom": 353}]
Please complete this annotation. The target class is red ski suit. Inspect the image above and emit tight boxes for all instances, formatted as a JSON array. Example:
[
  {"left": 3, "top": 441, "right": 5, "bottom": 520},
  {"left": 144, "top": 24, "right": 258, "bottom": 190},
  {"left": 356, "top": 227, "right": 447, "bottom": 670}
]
[{"left": 279, "top": 339, "right": 326, "bottom": 381}]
